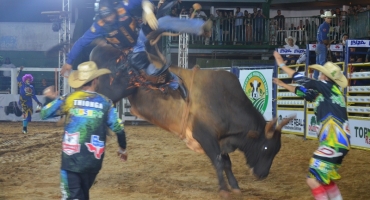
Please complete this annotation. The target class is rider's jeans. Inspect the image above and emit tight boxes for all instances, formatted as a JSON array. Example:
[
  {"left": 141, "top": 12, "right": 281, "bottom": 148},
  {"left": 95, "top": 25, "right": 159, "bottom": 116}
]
[{"left": 132, "top": 16, "right": 205, "bottom": 90}]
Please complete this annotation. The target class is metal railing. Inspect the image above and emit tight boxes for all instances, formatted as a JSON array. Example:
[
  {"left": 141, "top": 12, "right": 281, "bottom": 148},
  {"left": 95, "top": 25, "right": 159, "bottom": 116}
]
[{"left": 169, "top": 12, "right": 369, "bottom": 46}]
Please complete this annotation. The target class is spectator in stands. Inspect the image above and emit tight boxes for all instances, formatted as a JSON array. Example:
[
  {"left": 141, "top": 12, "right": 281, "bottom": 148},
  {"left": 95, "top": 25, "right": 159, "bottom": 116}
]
[
  {"left": 283, "top": 36, "right": 299, "bottom": 65},
  {"left": 37, "top": 78, "right": 50, "bottom": 95},
  {"left": 274, "top": 10, "right": 285, "bottom": 45},
  {"left": 252, "top": 7, "right": 257, "bottom": 17},
  {"left": 195, "top": 8, "right": 207, "bottom": 21},
  {"left": 269, "top": 20, "right": 277, "bottom": 45},
  {"left": 234, "top": 7, "right": 243, "bottom": 44},
  {"left": 180, "top": 7, "right": 187, "bottom": 15},
  {"left": 366, "top": 48, "right": 370, "bottom": 62},
  {"left": 170, "top": 8, "right": 178, "bottom": 17},
  {"left": 215, "top": 10, "right": 223, "bottom": 45},
  {"left": 188, "top": 7, "right": 194, "bottom": 18},
  {"left": 349, "top": 47, "right": 365, "bottom": 63},
  {"left": 289, "top": 23, "right": 297, "bottom": 39},
  {"left": 0, "top": 57, "right": 17, "bottom": 91},
  {"left": 318, "top": 9, "right": 324, "bottom": 24},
  {"left": 244, "top": 11, "right": 253, "bottom": 44},
  {"left": 357, "top": 5, "right": 364, "bottom": 13},
  {"left": 304, "top": 19, "right": 312, "bottom": 42},
  {"left": 341, "top": 33, "right": 348, "bottom": 46},
  {"left": 254, "top": 9, "right": 266, "bottom": 44},
  {"left": 314, "top": 11, "right": 336, "bottom": 80}
]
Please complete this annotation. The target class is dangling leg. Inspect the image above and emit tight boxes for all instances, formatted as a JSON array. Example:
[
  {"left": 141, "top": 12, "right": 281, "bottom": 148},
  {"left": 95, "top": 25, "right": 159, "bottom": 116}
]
[
  {"left": 129, "top": 50, "right": 188, "bottom": 99},
  {"left": 146, "top": 62, "right": 188, "bottom": 99}
]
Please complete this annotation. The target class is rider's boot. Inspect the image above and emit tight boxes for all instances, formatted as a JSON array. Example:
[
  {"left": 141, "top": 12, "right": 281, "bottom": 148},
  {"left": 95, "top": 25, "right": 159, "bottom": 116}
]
[{"left": 161, "top": 70, "right": 187, "bottom": 100}]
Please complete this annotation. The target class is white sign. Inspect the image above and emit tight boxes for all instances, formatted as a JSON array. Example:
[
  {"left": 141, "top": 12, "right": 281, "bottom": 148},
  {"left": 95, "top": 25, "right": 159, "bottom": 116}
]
[
  {"left": 329, "top": 44, "right": 343, "bottom": 51},
  {"left": 306, "top": 113, "right": 320, "bottom": 139},
  {"left": 347, "top": 40, "right": 370, "bottom": 47},
  {"left": 308, "top": 44, "right": 343, "bottom": 51},
  {"left": 277, "top": 48, "right": 306, "bottom": 55},
  {"left": 0, "top": 94, "right": 59, "bottom": 122},
  {"left": 277, "top": 109, "right": 305, "bottom": 135},
  {"left": 308, "top": 44, "right": 317, "bottom": 51},
  {"left": 348, "top": 118, "right": 370, "bottom": 150},
  {"left": 239, "top": 69, "right": 273, "bottom": 120}
]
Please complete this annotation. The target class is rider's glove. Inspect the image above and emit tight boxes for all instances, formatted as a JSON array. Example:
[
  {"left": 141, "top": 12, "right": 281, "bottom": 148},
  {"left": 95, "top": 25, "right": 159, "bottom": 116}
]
[{"left": 142, "top": 0, "right": 158, "bottom": 30}]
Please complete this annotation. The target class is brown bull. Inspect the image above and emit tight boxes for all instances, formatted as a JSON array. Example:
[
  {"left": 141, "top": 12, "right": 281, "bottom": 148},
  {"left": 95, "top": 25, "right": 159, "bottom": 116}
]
[{"left": 88, "top": 45, "right": 294, "bottom": 197}]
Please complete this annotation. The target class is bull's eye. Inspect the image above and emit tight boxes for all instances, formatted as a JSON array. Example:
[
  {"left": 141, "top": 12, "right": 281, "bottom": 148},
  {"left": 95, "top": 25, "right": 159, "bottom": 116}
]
[{"left": 264, "top": 146, "right": 268, "bottom": 150}]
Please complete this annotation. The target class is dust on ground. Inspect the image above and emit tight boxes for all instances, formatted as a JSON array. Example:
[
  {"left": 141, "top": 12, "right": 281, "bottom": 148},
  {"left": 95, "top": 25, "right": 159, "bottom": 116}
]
[{"left": 0, "top": 122, "right": 369, "bottom": 200}]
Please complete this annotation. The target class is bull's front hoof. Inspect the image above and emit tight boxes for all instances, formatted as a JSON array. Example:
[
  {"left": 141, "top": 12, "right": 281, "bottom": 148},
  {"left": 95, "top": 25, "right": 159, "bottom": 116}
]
[
  {"left": 219, "top": 190, "right": 230, "bottom": 199},
  {"left": 231, "top": 189, "right": 241, "bottom": 194}
]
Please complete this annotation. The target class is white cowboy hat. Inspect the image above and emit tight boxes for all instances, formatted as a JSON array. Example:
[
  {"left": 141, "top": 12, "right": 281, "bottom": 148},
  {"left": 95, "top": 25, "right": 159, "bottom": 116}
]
[
  {"left": 321, "top": 11, "right": 336, "bottom": 18},
  {"left": 309, "top": 62, "right": 347, "bottom": 88},
  {"left": 285, "top": 36, "right": 296, "bottom": 45},
  {"left": 68, "top": 61, "right": 111, "bottom": 88}
]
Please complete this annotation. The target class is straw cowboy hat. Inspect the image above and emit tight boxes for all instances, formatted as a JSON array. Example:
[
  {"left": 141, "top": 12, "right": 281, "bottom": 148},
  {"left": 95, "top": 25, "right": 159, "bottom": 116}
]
[
  {"left": 321, "top": 11, "right": 336, "bottom": 18},
  {"left": 68, "top": 61, "right": 111, "bottom": 88},
  {"left": 309, "top": 62, "right": 347, "bottom": 88},
  {"left": 285, "top": 36, "right": 296, "bottom": 45}
]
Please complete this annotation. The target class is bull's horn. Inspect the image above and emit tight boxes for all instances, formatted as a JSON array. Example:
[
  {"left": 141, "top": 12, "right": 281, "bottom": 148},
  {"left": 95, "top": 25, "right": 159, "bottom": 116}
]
[
  {"left": 265, "top": 117, "right": 278, "bottom": 139},
  {"left": 276, "top": 114, "right": 296, "bottom": 132}
]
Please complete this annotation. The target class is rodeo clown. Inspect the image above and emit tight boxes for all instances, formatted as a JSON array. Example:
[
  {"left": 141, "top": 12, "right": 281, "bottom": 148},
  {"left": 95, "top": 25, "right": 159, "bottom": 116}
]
[
  {"left": 273, "top": 51, "right": 349, "bottom": 200},
  {"left": 61, "top": 0, "right": 211, "bottom": 99},
  {"left": 41, "top": 61, "right": 127, "bottom": 199},
  {"left": 17, "top": 67, "right": 42, "bottom": 134}
]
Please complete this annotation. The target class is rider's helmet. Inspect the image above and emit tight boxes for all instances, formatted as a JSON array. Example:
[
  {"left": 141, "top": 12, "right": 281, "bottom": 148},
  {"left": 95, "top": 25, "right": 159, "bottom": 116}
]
[{"left": 97, "top": 0, "right": 116, "bottom": 19}]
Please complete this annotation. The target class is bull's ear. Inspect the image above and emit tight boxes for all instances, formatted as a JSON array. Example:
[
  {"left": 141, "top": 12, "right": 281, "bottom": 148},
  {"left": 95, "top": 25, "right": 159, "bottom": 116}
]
[
  {"left": 247, "top": 130, "right": 259, "bottom": 139},
  {"left": 250, "top": 82, "right": 253, "bottom": 87},
  {"left": 265, "top": 117, "right": 278, "bottom": 139}
]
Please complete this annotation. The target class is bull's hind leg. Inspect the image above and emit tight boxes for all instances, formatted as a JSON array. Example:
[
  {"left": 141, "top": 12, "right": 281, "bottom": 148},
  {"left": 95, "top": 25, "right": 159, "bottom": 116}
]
[
  {"left": 222, "top": 154, "right": 241, "bottom": 193},
  {"left": 192, "top": 128, "right": 230, "bottom": 198}
]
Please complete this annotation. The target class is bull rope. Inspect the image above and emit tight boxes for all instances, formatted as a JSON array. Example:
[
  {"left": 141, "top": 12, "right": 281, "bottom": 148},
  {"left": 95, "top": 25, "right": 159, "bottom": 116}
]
[{"left": 179, "top": 66, "right": 198, "bottom": 139}]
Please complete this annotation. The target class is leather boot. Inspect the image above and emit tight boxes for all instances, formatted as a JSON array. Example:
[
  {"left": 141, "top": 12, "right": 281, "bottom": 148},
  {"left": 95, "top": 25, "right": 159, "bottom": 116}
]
[{"left": 168, "top": 72, "right": 187, "bottom": 100}]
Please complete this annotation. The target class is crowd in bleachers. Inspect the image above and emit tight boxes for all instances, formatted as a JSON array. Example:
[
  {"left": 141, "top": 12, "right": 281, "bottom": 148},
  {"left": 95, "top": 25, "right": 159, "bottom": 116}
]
[{"left": 165, "top": 2, "right": 370, "bottom": 46}]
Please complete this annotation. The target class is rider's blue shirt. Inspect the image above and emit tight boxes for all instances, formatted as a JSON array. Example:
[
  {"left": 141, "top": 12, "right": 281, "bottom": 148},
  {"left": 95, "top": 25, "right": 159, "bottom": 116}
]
[{"left": 66, "top": 0, "right": 153, "bottom": 65}]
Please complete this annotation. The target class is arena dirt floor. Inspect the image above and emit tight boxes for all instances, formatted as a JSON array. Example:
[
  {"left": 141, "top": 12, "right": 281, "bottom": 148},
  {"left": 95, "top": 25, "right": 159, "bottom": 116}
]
[{"left": 0, "top": 122, "right": 369, "bottom": 200}]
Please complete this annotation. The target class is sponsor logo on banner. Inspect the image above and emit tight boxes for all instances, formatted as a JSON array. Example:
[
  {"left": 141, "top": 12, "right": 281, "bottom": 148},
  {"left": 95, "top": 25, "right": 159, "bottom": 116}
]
[
  {"left": 329, "top": 44, "right": 343, "bottom": 51},
  {"left": 62, "top": 131, "right": 81, "bottom": 155},
  {"left": 278, "top": 48, "right": 306, "bottom": 55},
  {"left": 85, "top": 135, "right": 105, "bottom": 159},
  {"left": 307, "top": 114, "right": 320, "bottom": 138},
  {"left": 348, "top": 40, "right": 370, "bottom": 47},
  {"left": 349, "top": 119, "right": 370, "bottom": 149},
  {"left": 353, "top": 124, "right": 370, "bottom": 145},
  {"left": 277, "top": 110, "right": 304, "bottom": 134},
  {"left": 309, "top": 44, "right": 316, "bottom": 51},
  {"left": 243, "top": 71, "right": 269, "bottom": 115}
]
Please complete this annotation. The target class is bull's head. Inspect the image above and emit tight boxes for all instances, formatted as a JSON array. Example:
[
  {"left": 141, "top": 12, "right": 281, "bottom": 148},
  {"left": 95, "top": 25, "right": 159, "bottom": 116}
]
[{"left": 244, "top": 115, "right": 296, "bottom": 180}]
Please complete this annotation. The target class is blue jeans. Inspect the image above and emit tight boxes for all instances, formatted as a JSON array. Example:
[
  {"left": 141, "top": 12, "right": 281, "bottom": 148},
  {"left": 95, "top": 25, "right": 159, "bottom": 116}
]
[
  {"left": 314, "top": 43, "right": 327, "bottom": 79},
  {"left": 132, "top": 16, "right": 205, "bottom": 90},
  {"left": 133, "top": 16, "right": 205, "bottom": 53}
]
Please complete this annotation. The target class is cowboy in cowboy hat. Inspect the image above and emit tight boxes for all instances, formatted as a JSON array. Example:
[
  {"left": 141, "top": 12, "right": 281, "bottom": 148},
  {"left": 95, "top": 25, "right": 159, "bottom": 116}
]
[
  {"left": 273, "top": 51, "right": 349, "bottom": 200},
  {"left": 41, "top": 61, "right": 128, "bottom": 200},
  {"left": 283, "top": 36, "right": 300, "bottom": 64},
  {"left": 314, "top": 11, "right": 336, "bottom": 80}
]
